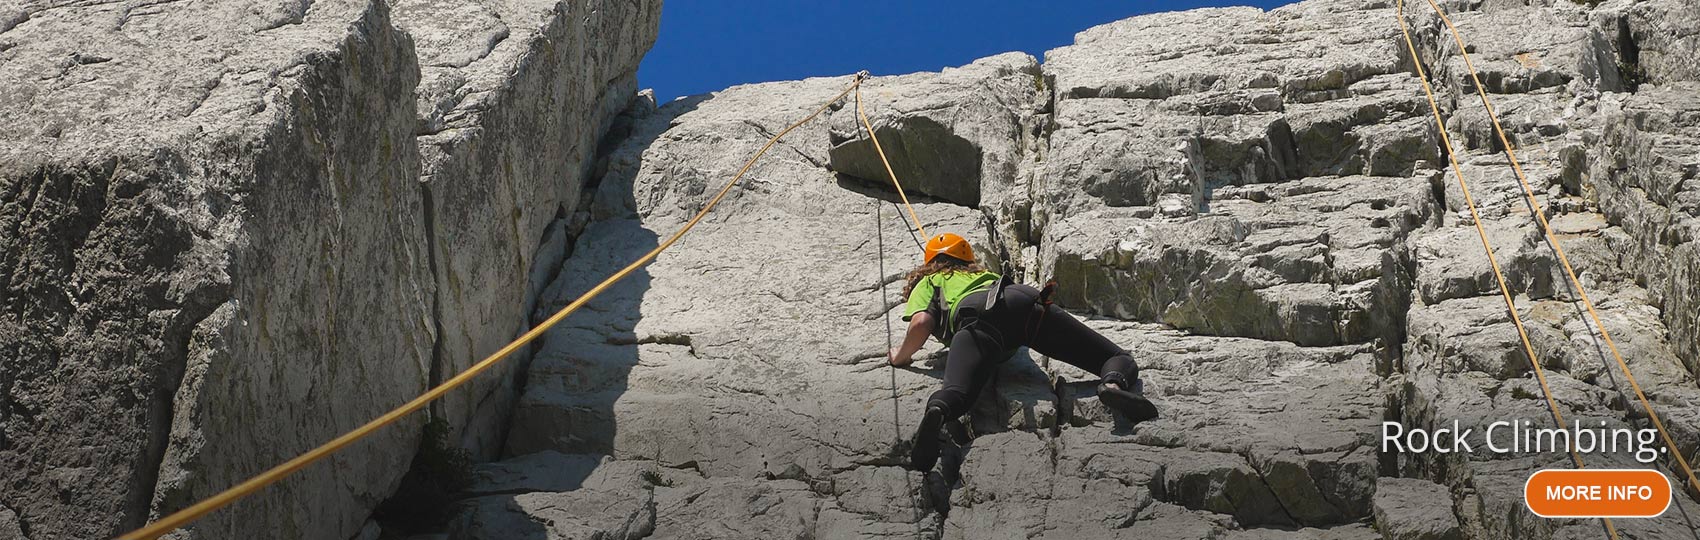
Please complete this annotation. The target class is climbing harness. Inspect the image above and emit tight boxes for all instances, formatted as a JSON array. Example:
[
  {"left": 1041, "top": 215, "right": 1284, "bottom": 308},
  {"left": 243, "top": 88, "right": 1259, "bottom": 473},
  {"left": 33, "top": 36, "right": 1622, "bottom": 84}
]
[
  {"left": 921, "top": 278, "right": 958, "bottom": 342},
  {"left": 1023, "top": 280, "right": 1059, "bottom": 343},
  {"left": 119, "top": 77, "right": 871, "bottom": 540}
]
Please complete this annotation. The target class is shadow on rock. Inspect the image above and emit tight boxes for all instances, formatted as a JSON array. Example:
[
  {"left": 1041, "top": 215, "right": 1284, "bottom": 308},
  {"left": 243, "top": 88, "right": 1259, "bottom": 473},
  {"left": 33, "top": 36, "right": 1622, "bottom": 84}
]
[{"left": 431, "top": 95, "right": 705, "bottom": 540}]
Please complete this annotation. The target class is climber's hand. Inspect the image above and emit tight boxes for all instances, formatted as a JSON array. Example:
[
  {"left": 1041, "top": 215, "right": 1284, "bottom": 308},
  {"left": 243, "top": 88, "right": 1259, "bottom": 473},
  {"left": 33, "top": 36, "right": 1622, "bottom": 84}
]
[{"left": 888, "top": 348, "right": 913, "bottom": 367}]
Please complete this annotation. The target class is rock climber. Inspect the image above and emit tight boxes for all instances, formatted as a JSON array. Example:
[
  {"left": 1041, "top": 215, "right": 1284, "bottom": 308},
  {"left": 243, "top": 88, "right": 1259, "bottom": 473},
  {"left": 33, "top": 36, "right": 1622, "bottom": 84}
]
[{"left": 888, "top": 232, "right": 1159, "bottom": 472}]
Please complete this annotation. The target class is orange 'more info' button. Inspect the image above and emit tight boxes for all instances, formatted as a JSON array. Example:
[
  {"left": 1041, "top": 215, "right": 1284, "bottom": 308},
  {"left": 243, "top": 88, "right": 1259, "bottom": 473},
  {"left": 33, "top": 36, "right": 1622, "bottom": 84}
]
[{"left": 1525, "top": 469, "right": 1671, "bottom": 518}]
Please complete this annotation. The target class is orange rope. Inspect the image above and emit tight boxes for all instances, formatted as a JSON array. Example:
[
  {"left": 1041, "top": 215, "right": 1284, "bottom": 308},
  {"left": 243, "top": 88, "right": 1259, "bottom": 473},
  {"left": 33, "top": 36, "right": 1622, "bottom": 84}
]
[
  {"left": 1394, "top": 1, "right": 1618, "bottom": 537},
  {"left": 116, "top": 77, "right": 865, "bottom": 540},
  {"left": 853, "top": 78, "right": 929, "bottom": 239},
  {"left": 1421, "top": 0, "right": 1700, "bottom": 501}
]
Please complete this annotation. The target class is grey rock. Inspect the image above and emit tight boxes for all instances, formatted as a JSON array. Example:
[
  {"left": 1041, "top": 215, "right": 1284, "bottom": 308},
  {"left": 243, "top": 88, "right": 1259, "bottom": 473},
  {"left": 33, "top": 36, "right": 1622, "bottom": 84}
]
[
  {"left": 1044, "top": 3, "right": 1405, "bottom": 103},
  {"left": 1405, "top": 296, "right": 1538, "bottom": 378},
  {"left": 1161, "top": 450, "right": 1293, "bottom": 526},
  {"left": 449, "top": 488, "right": 655, "bottom": 540},
  {"left": 1624, "top": 0, "right": 1700, "bottom": 84},
  {"left": 505, "top": 75, "right": 992, "bottom": 477},
  {"left": 817, "top": 466, "right": 942, "bottom": 538},
  {"left": 0, "top": 2, "right": 430, "bottom": 539},
  {"left": 12, "top": 0, "right": 1700, "bottom": 538},
  {"left": 0, "top": 505, "right": 21, "bottom": 540},
  {"left": 650, "top": 478, "right": 822, "bottom": 539},
  {"left": 1042, "top": 174, "right": 1434, "bottom": 348},
  {"left": 478, "top": 1, "right": 1700, "bottom": 537},
  {"left": 392, "top": 0, "right": 661, "bottom": 458},
  {"left": 1371, "top": 477, "right": 1462, "bottom": 540},
  {"left": 827, "top": 53, "right": 1041, "bottom": 210},
  {"left": 1034, "top": 0, "right": 1433, "bottom": 238},
  {"left": 1224, "top": 524, "right": 1381, "bottom": 540},
  {"left": 1414, "top": 4, "right": 1600, "bottom": 96},
  {"left": 465, "top": 450, "right": 606, "bottom": 496},
  {"left": 354, "top": 520, "right": 384, "bottom": 540},
  {"left": 483, "top": 4, "right": 1698, "bottom": 535},
  {"left": 0, "top": 0, "right": 661, "bottom": 539},
  {"left": 1590, "top": 84, "right": 1700, "bottom": 373},
  {"left": 1411, "top": 219, "right": 1559, "bottom": 306}
]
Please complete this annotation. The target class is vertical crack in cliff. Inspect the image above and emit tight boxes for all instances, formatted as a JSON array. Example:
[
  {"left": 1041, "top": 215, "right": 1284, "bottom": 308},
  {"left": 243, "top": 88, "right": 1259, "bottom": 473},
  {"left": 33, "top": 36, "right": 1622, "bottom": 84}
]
[
  {"left": 418, "top": 179, "right": 448, "bottom": 423},
  {"left": 1615, "top": 15, "right": 1643, "bottom": 92},
  {"left": 0, "top": 170, "right": 48, "bottom": 314},
  {"left": 135, "top": 290, "right": 222, "bottom": 530},
  {"left": 123, "top": 157, "right": 229, "bottom": 531}
]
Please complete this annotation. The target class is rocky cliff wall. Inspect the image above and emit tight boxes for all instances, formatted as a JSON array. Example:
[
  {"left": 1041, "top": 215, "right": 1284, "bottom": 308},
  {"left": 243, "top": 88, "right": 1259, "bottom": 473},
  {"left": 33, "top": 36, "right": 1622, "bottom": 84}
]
[
  {"left": 0, "top": 1, "right": 657, "bottom": 539},
  {"left": 5, "top": 0, "right": 1698, "bottom": 538},
  {"left": 450, "top": 0, "right": 1700, "bottom": 539},
  {"left": 394, "top": 0, "right": 659, "bottom": 459}
]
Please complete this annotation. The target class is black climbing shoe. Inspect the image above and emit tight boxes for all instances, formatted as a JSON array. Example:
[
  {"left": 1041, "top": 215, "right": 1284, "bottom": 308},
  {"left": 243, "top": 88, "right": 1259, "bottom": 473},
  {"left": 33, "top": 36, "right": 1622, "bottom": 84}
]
[
  {"left": 1098, "top": 379, "right": 1158, "bottom": 424},
  {"left": 910, "top": 401, "right": 948, "bottom": 472}
]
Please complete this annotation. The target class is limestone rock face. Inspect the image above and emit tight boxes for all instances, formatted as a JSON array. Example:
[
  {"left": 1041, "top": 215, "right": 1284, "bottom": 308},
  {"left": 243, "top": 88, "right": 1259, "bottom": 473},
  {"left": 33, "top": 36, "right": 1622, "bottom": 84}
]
[
  {"left": 466, "top": 0, "right": 1700, "bottom": 538},
  {"left": 0, "top": 1, "right": 658, "bottom": 539},
  {"left": 1371, "top": 478, "right": 1462, "bottom": 540},
  {"left": 826, "top": 53, "right": 1043, "bottom": 236},
  {"left": 1, "top": 2, "right": 429, "bottom": 539},
  {"left": 1034, "top": 0, "right": 1441, "bottom": 356},
  {"left": 392, "top": 0, "right": 661, "bottom": 457},
  {"left": 7, "top": 0, "right": 1700, "bottom": 538}
]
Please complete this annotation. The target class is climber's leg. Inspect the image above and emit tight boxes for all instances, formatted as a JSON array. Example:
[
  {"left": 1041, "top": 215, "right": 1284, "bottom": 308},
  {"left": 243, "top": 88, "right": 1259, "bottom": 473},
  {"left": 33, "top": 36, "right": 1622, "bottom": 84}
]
[
  {"left": 1025, "top": 305, "right": 1133, "bottom": 380},
  {"left": 1025, "top": 306, "right": 1157, "bottom": 423},
  {"left": 912, "top": 325, "right": 999, "bottom": 471},
  {"left": 929, "top": 324, "right": 1003, "bottom": 418}
]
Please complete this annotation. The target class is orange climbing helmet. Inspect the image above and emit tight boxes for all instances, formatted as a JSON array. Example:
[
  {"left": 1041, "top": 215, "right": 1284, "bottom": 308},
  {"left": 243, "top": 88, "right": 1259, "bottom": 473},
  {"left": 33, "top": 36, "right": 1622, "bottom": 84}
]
[{"left": 923, "top": 233, "right": 975, "bottom": 264}]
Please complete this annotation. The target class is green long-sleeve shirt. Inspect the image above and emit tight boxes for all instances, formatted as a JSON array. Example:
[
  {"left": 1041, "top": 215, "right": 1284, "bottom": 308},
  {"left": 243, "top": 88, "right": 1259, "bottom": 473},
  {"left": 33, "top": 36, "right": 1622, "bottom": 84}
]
[{"left": 902, "top": 271, "right": 999, "bottom": 322}]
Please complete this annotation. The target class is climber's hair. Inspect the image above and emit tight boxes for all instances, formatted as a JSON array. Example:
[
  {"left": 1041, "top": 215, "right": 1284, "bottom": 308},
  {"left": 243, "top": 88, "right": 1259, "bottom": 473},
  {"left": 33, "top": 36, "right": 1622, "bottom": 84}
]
[{"left": 901, "top": 255, "right": 986, "bottom": 298}]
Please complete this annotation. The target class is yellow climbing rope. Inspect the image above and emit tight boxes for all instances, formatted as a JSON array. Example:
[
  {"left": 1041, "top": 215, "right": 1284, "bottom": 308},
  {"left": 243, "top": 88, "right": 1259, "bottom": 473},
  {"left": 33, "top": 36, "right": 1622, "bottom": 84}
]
[
  {"left": 1419, "top": 0, "right": 1700, "bottom": 503},
  {"left": 117, "top": 77, "right": 867, "bottom": 540},
  {"left": 1398, "top": 0, "right": 1618, "bottom": 537},
  {"left": 854, "top": 76, "right": 929, "bottom": 239}
]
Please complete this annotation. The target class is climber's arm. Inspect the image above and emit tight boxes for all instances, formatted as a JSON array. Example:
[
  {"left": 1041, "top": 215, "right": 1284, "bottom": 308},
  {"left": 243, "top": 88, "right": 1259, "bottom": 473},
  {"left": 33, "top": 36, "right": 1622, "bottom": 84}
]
[{"left": 890, "top": 311, "right": 933, "bottom": 367}]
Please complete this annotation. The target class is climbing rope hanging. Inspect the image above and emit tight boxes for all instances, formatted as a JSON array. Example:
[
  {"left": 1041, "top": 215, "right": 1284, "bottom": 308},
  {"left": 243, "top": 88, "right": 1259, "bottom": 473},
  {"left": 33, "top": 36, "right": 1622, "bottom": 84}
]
[
  {"left": 855, "top": 69, "right": 921, "bottom": 445},
  {"left": 117, "top": 77, "right": 868, "bottom": 540},
  {"left": 1400, "top": 2, "right": 1625, "bottom": 536},
  {"left": 1395, "top": 0, "right": 1582, "bottom": 468},
  {"left": 1418, "top": 0, "right": 1700, "bottom": 507},
  {"left": 854, "top": 68, "right": 948, "bottom": 444},
  {"left": 875, "top": 200, "right": 903, "bottom": 444},
  {"left": 854, "top": 72, "right": 929, "bottom": 239},
  {"left": 1397, "top": 1, "right": 1619, "bottom": 537},
  {"left": 856, "top": 71, "right": 935, "bottom": 540}
]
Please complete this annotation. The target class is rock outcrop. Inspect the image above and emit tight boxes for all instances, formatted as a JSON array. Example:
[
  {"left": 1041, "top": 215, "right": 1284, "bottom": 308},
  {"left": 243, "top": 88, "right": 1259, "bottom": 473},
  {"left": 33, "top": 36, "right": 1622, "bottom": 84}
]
[
  {"left": 7, "top": 0, "right": 1700, "bottom": 539},
  {"left": 0, "top": 1, "right": 657, "bottom": 539},
  {"left": 394, "top": 0, "right": 659, "bottom": 458},
  {"left": 455, "top": 0, "right": 1700, "bottom": 539},
  {"left": 1, "top": 2, "right": 429, "bottom": 539}
]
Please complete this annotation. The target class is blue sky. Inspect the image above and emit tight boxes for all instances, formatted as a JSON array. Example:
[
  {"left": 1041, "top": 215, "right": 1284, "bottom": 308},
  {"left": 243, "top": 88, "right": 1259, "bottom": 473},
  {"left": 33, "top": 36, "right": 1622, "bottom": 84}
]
[{"left": 637, "top": 1, "right": 1296, "bottom": 102}]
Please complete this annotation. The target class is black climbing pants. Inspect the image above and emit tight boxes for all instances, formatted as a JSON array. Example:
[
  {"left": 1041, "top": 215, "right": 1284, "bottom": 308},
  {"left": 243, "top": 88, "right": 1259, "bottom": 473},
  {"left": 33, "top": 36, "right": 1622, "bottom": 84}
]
[{"left": 927, "top": 284, "right": 1137, "bottom": 419}]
